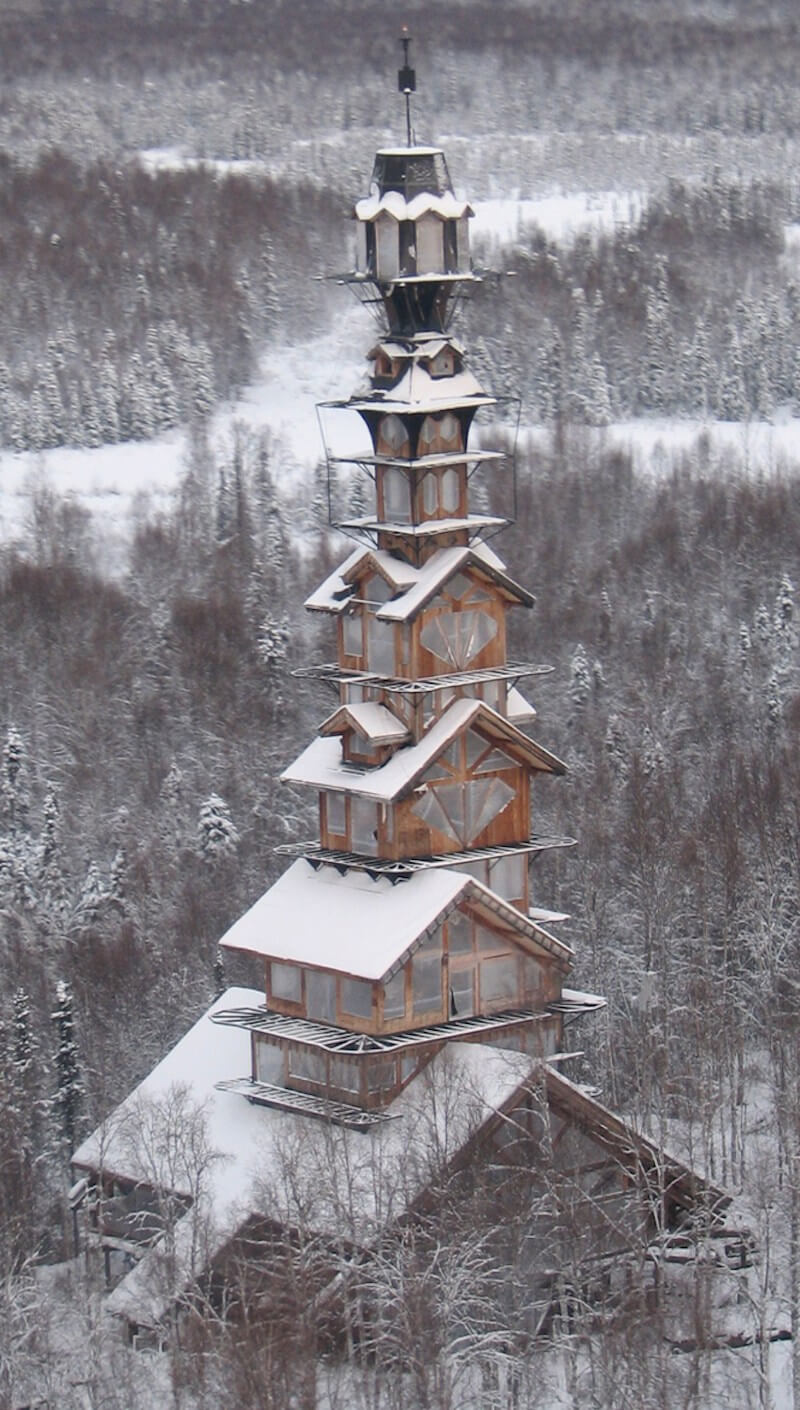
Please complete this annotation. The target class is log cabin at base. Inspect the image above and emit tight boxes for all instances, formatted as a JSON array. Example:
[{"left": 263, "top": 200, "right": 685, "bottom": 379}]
[{"left": 70, "top": 988, "right": 730, "bottom": 1342}]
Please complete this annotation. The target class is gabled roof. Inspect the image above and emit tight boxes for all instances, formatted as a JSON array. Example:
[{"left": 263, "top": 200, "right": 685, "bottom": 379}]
[
  {"left": 74, "top": 991, "right": 536, "bottom": 1324},
  {"left": 375, "top": 545, "right": 532, "bottom": 622},
  {"left": 320, "top": 703, "right": 411, "bottom": 747},
  {"left": 218, "top": 859, "right": 572, "bottom": 978},
  {"left": 281, "top": 697, "right": 566, "bottom": 801},
  {"left": 369, "top": 335, "right": 465, "bottom": 362},
  {"left": 355, "top": 191, "right": 473, "bottom": 223},
  {"left": 343, "top": 364, "right": 490, "bottom": 415},
  {"left": 305, "top": 541, "right": 530, "bottom": 620}
]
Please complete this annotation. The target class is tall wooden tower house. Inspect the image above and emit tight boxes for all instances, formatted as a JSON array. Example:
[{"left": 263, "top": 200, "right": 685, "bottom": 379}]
[
  {"left": 211, "top": 108, "right": 587, "bottom": 1122},
  {"left": 71, "top": 41, "right": 732, "bottom": 1338}
]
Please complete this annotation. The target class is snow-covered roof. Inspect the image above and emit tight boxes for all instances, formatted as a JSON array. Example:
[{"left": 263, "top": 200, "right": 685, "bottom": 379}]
[
  {"left": 369, "top": 335, "right": 465, "bottom": 362},
  {"left": 74, "top": 994, "right": 726, "bottom": 1330},
  {"left": 319, "top": 702, "right": 411, "bottom": 746},
  {"left": 343, "top": 364, "right": 490, "bottom": 415},
  {"left": 219, "top": 859, "right": 572, "bottom": 977},
  {"left": 220, "top": 861, "right": 467, "bottom": 976},
  {"left": 304, "top": 541, "right": 526, "bottom": 620},
  {"left": 355, "top": 191, "right": 473, "bottom": 223},
  {"left": 282, "top": 697, "right": 566, "bottom": 801},
  {"left": 376, "top": 545, "right": 532, "bottom": 622},
  {"left": 73, "top": 984, "right": 539, "bottom": 1323}
]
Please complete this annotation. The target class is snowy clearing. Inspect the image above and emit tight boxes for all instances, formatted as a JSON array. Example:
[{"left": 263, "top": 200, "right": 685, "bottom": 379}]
[{"left": 470, "top": 191, "right": 644, "bottom": 250}]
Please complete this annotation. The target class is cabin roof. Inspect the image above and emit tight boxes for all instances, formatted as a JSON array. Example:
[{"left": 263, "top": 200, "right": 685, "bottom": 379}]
[
  {"left": 218, "top": 859, "right": 572, "bottom": 976},
  {"left": 282, "top": 697, "right": 566, "bottom": 801},
  {"left": 319, "top": 702, "right": 411, "bottom": 746},
  {"left": 305, "top": 541, "right": 527, "bottom": 619},
  {"left": 75, "top": 993, "right": 534, "bottom": 1324}
]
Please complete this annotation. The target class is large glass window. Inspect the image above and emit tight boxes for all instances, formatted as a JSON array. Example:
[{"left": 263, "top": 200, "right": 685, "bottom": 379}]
[
  {"left": 289, "top": 1049, "right": 326, "bottom": 1084},
  {"left": 382, "top": 466, "right": 411, "bottom": 523},
  {"left": 480, "top": 955, "right": 518, "bottom": 1005},
  {"left": 305, "top": 971, "right": 337, "bottom": 1024},
  {"left": 368, "top": 1058, "right": 397, "bottom": 1093},
  {"left": 382, "top": 968, "right": 406, "bottom": 1020},
  {"left": 450, "top": 968, "right": 475, "bottom": 1017},
  {"left": 330, "top": 1057, "right": 360, "bottom": 1094},
  {"left": 327, "top": 792, "right": 346, "bottom": 836},
  {"left": 411, "top": 776, "right": 515, "bottom": 847},
  {"left": 255, "top": 1040, "right": 283, "bottom": 1084},
  {"left": 271, "top": 963, "right": 302, "bottom": 1004},
  {"left": 412, "top": 943, "right": 443, "bottom": 1015},
  {"left": 418, "top": 412, "right": 461, "bottom": 455},
  {"left": 343, "top": 611, "right": 362, "bottom": 658},
  {"left": 341, "top": 976, "right": 373, "bottom": 1019},
  {"left": 367, "top": 614, "right": 395, "bottom": 675},
  {"left": 520, "top": 954, "right": 543, "bottom": 1001},
  {"left": 447, "top": 910, "right": 473, "bottom": 954},
  {"left": 351, "top": 796, "right": 378, "bottom": 855},
  {"left": 419, "top": 610, "right": 498, "bottom": 669},
  {"left": 489, "top": 853, "right": 526, "bottom": 902}
]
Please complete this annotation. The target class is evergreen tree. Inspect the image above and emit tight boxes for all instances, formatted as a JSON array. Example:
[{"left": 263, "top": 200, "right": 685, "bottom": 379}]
[
  {"left": 2, "top": 727, "right": 30, "bottom": 834},
  {"left": 51, "top": 980, "right": 82, "bottom": 1154},
  {"left": 73, "top": 860, "right": 108, "bottom": 928},
  {"left": 38, "top": 782, "right": 67, "bottom": 919},
  {"left": 587, "top": 355, "right": 612, "bottom": 427},
  {"left": 96, "top": 357, "right": 121, "bottom": 443},
  {"left": 197, "top": 793, "right": 240, "bottom": 862},
  {"left": 257, "top": 613, "right": 290, "bottom": 673},
  {"left": 718, "top": 326, "right": 748, "bottom": 420},
  {"left": 569, "top": 644, "right": 592, "bottom": 712}
]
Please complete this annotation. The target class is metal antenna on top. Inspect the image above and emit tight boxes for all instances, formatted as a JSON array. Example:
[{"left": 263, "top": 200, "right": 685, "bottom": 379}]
[{"left": 397, "top": 27, "right": 416, "bottom": 147}]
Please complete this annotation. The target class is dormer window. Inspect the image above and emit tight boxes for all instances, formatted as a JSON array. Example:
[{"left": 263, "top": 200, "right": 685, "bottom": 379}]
[{"left": 428, "top": 348, "right": 456, "bottom": 378}]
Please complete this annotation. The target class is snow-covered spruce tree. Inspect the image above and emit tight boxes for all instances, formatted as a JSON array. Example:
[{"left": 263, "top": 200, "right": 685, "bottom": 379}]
[
  {"left": 51, "top": 981, "right": 82, "bottom": 1155},
  {"left": 197, "top": 793, "right": 240, "bottom": 863},
  {"left": 257, "top": 613, "right": 290, "bottom": 674},
  {"left": 569, "top": 644, "right": 592, "bottom": 713},
  {"left": 72, "top": 861, "right": 108, "bottom": 930},
  {"left": 2, "top": 726, "right": 30, "bottom": 834}
]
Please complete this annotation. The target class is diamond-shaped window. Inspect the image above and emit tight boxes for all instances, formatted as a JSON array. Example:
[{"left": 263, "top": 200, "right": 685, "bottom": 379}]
[
  {"left": 411, "top": 776, "right": 514, "bottom": 846},
  {"left": 420, "top": 610, "right": 498, "bottom": 668}
]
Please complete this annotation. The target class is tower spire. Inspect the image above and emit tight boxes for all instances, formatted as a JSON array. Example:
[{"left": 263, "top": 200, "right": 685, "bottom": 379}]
[{"left": 397, "top": 26, "right": 416, "bottom": 147}]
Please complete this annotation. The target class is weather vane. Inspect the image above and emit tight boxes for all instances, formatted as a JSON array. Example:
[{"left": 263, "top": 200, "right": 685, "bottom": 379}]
[{"left": 398, "top": 26, "right": 416, "bottom": 147}]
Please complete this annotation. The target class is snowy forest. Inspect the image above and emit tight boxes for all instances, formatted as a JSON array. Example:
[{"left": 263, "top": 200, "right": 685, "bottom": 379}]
[{"left": 1, "top": 0, "right": 800, "bottom": 1407}]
